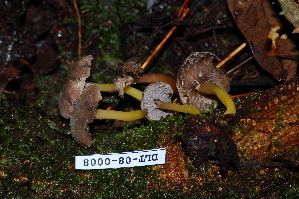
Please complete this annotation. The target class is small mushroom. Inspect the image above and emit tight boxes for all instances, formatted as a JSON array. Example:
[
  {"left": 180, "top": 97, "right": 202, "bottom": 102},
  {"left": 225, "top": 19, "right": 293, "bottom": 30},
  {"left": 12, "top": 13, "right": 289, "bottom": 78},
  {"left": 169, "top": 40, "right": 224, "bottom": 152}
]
[
  {"left": 58, "top": 59, "right": 143, "bottom": 114},
  {"left": 58, "top": 55, "right": 93, "bottom": 119},
  {"left": 176, "top": 52, "right": 231, "bottom": 112},
  {"left": 114, "top": 75, "right": 135, "bottom": 97},
  {"left": 122, "top": 57, "right": 143, "bottom": 76},
  {"left": 114, "top": 57, "right": 143, "bottom": 96},
  {"left": 114, "top": 56, "right": 178, "bottom": 98},
  {"left": 69, "top": 83, "right": 145, "bottom": 147},
  {"left": 141, "top": 81, "right": 200, "bottom": 120},
  {"left": 141, "top": 81, "right": 175, "bottom": 120},
  {"left": 70, "top": 83, "right": 102, "bottom": 147}
]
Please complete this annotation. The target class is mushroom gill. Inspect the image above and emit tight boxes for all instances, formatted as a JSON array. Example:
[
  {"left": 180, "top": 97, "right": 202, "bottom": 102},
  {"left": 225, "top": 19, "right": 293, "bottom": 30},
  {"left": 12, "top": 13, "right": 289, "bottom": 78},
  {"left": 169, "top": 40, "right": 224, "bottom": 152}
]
[
  {"left": 141, "top": 81, "right": 175, "bottom": 120},
  {"left": 141, "top": 81, "right": 200, "bottom": 120}
]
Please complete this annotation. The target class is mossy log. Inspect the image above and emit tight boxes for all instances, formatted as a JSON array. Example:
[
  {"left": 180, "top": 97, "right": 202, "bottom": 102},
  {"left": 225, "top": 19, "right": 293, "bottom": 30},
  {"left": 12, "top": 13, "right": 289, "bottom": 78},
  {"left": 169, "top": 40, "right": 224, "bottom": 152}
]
[
  {"left": 233, "top": 74, "right": 299, "bottom": 166},
  {"left": 149, "top": 75, "right": 299, "bottom": 196}
]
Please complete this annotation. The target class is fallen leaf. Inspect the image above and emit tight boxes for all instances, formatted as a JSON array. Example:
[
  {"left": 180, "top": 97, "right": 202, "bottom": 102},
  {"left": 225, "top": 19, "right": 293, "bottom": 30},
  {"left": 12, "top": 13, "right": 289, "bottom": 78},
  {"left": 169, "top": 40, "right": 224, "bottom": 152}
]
[{"left": 226, "top": 0, "right": 299, "bottom": 80}]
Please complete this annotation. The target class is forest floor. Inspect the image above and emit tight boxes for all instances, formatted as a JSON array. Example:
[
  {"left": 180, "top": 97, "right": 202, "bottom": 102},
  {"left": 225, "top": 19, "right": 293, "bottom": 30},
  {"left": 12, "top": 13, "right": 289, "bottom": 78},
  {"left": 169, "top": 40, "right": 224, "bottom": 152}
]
[{"left": 1, "top": 0, "right": 299, "bottom": 198}]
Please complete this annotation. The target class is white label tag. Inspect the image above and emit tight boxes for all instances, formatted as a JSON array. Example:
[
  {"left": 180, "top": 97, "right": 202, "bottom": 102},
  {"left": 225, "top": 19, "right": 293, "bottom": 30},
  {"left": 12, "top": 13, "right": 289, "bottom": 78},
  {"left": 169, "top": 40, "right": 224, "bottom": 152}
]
[{"left": 75, "top": 148, "right": 166, "bottom": 170}]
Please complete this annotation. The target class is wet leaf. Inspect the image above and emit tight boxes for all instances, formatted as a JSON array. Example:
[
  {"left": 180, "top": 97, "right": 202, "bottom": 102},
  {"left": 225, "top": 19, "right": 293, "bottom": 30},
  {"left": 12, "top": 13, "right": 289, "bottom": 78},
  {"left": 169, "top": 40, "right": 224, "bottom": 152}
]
[{"left": 227, "top": 0, "right": 299, "bottom": 80}]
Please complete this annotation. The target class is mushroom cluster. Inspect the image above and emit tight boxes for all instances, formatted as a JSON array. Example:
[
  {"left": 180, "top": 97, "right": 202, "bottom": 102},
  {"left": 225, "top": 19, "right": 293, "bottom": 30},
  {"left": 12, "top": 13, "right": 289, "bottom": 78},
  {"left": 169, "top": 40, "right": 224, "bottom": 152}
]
[
  {"left": 58, "top": 55, "right": 146, "bottom": 147},
  {"left": 58, "top": 53, "right": 235, "bottom": 147}
]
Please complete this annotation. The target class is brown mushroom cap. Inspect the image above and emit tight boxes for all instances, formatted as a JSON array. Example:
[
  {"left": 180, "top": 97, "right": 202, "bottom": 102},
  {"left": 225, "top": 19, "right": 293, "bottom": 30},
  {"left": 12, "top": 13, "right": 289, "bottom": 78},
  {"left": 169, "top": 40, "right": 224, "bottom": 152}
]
[
  {"left": 58, "top": 55, "right": 93, "bottom": 119},
  {"left": 176, "top": 52, "right": 230, "bottom": 111},
  {"left": 141, "top": 81, "right": 175, "bottom": 120},
  {"left": 69, "top": 83, "right": 102, "bottom": 147},
  {"left": 122, "top": 57, "right": 143, "bottom": 75}
]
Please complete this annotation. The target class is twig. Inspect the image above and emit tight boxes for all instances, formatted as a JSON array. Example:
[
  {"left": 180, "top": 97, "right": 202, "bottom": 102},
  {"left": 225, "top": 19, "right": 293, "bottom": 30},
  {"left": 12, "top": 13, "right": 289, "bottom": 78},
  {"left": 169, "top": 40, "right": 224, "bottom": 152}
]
[
  {"left": 227, "top": 56, "right": 253, "bottom": 74},
  {"left": 215, "top": 42, "right": 247, "bottom": 69},
  {"left": 73, "top": 0, "right": 82, "bottom": 59},
  {"left": 230, "top": 92, "right": 256, "bottom": 99},
  {"left": 141, "top": 3, "right": 190, "bottom": 70},
  {"left": 177, "top": 0, "right": 191, "bottom": 18}
]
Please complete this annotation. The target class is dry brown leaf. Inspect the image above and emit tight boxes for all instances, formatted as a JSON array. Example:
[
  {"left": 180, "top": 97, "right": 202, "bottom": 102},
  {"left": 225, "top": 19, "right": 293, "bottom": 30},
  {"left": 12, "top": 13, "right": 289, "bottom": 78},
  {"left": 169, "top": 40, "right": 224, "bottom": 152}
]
[{"left": 227, "top": 0, "right": 299, "bottom": 80}]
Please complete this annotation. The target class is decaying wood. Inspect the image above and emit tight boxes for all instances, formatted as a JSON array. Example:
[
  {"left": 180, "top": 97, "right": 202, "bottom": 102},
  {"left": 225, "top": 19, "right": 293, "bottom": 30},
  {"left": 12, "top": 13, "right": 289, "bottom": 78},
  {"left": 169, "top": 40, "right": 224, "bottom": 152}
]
[{"left": 234, "top": 74, "right": 299, "bottom": 166}]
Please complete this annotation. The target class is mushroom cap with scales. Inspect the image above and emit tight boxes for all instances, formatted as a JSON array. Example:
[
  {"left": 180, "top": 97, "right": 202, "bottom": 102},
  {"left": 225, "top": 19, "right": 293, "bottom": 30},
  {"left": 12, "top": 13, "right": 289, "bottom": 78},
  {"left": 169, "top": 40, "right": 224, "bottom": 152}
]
[
  {"left": 141, "top": 81, "right": 175, "bottom": 120},
  {"left": 176, "top": 52, "right": 230, "bottom": 111}
]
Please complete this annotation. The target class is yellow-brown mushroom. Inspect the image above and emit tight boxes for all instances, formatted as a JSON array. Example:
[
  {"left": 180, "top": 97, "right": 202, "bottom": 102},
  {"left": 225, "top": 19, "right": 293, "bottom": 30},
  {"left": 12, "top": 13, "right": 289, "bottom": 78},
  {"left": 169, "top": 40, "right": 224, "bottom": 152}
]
[{"left": 176, "top": 52, "right": 235, "bottom": 114}]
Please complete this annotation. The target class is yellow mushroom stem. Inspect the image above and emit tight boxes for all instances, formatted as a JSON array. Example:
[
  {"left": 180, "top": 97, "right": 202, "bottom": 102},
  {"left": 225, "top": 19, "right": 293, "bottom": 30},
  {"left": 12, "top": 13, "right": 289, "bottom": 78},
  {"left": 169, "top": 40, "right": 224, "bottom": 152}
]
[
  {"left": 87, "top": 83, "right": 144, "bottom": 121},
  {"left": 124, "top": 86, "right": 142, "bottom": 101},
  {"left": 198, "top": 81, "right": 236, "bottom": 115},
  {"left": 89, "top": 83, "right": 142, "bottom": 101},
  {"left": 95, "top": 109, "right": 145, "bottom": 121},
  {"left": 154, "top": 99, "right": 200, "bottom": 115}
]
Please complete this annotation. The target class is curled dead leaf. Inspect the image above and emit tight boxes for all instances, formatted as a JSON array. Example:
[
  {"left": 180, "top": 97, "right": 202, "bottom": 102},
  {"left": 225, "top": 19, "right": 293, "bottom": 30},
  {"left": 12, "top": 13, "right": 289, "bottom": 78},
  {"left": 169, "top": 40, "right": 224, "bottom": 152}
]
[{"left": 226, "top": 0, "right": 299, "bottom": 80}]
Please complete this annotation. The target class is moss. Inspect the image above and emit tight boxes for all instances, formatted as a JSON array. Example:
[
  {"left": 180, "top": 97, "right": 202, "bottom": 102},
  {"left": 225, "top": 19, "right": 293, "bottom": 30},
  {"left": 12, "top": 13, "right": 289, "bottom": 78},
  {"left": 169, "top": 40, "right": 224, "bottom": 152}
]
[
  {"left": 93, "top": 114, "right": 184, "bottom": 153},
  {"left": 0, "top": 97, "right": 187, "bottom": 197},
  {"left": 90, "top": 71, "right": 114, "bottom": 84},
  {"left": 2, "top": 103, "right": 298, "bottom": 198},
  {"left": 79, "top": 0, "right": 147, "bottom": 59}
]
